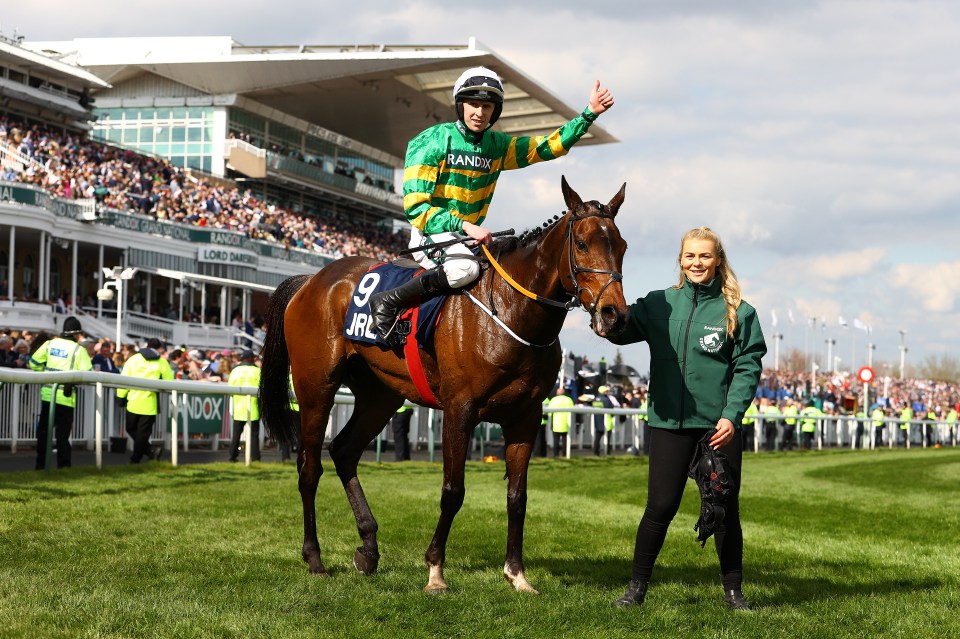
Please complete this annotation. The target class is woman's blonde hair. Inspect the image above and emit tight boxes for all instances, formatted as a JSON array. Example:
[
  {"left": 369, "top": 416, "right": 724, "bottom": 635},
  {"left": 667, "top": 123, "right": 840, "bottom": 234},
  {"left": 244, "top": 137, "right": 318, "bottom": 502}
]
[{"left": 674, "top": 226, "right": 742, "bottom": 335}]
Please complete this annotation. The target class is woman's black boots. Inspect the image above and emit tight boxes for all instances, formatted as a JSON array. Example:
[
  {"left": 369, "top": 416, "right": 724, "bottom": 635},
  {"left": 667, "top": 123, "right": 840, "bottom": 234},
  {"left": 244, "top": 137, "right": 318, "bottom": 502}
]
[
  {"left": 613, "top": 580, "right": 649, "bottom": 607},
  {"left": 724, "top": 588, "right": 751, "bottom": 611}
]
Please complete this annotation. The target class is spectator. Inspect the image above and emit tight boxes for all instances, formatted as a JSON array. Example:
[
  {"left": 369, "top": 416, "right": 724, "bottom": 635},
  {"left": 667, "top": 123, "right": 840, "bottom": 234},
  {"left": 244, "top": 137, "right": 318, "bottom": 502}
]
[
  {"left": 117, "top": 337, "right": 174, "bottom": 463},
  {"left": 28, "top": 316, "right": 93, "bottom": 469},
  {"left": 92, "top": 340, "right": 120, "bottom": 373},
  {"left": 227, "top": 349, "right": 261, "bottom": 462}
]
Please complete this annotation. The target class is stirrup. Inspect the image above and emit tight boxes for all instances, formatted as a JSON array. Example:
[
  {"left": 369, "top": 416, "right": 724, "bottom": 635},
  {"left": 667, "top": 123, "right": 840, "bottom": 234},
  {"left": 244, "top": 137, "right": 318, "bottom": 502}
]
[{"left": 380, "top": 317, "right": 411, "bottom": 347}]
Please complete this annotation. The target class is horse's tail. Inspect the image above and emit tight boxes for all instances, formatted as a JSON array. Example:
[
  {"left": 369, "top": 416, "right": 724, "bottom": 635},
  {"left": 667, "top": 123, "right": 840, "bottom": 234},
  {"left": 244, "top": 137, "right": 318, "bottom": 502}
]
[{"left": 259, "top": 273, "right": 311, "bottom": 447}]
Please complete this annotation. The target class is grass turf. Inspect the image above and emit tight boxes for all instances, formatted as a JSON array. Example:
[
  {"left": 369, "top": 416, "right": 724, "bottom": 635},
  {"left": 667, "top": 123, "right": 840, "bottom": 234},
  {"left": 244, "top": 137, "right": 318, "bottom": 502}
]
[{"left": 1, "top": 448, "right": 958, "bottom": 638}]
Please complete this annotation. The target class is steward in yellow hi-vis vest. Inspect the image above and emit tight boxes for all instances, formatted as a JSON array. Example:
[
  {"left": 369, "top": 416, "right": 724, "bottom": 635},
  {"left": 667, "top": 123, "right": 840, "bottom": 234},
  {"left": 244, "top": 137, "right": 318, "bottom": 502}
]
[
  {"left": 548, "top": 386, "right": 575, "bottom": 458},
  {"left": 118, "top": 337, "right": 175, "bottom": 464},
  {"left": 29, "top": 316, "right": 92, "bottom": 469},
  {"left": 368, "top": 67, "right": 615, "bottom": 346},
  {"left": 228, "top": 350, "right": 262, "bottom": 462}
]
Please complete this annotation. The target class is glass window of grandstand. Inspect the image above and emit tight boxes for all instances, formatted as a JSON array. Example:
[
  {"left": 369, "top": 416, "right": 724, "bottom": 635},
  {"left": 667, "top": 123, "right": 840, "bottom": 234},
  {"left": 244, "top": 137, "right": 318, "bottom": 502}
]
[
  {"left": 93, "top": 107, "right": 215, "bottom": 174},
  {"left": 228, "top": 110, "right": 266, "bottom": 148}
]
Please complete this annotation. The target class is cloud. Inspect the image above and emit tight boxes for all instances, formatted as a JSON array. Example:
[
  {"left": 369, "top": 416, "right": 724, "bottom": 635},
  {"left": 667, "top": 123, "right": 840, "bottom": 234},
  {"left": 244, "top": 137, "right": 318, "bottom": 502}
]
[{"left": 892, "top": 261, "right": 960, "bottom": 312}]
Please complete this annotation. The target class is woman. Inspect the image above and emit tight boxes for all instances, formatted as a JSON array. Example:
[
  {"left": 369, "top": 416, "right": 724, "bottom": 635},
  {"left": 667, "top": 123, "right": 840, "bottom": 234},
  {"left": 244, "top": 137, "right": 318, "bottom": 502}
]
[{"left": 609, "top": 227, "right": 767, "bottom": 610}]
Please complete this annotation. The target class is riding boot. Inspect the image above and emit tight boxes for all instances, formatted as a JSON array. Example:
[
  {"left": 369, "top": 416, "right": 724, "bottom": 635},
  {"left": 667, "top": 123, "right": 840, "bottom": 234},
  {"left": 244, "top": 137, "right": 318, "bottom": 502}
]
[
  {"left": 613, "top": 579, "right": 649, "bottom": 607},
  {"left": 368, "top": 267, "right": 450, "bottom": 344},
  {"left": 723, "top": 588, "right": 751, "bottom": 611}
]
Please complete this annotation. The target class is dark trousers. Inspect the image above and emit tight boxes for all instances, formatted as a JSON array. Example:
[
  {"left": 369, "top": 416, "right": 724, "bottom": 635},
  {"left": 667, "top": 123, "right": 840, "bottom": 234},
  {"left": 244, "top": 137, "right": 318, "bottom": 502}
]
[
  {"left": 533, "top": 423, "right": 548, "bottom": 458},
  {"left": 391, "top": 412, "right": 411, "bottom": 462},
  {"left": 801, "top": 430, "right": 815, "bottom": 450},
  {"left": 593, "top": 428, "right": 611, "bottom": 455},
  {"left": 35, "top": 402, "right": 75, "bottom": 469},
  {"left": 553, "top": 431, "right": 568, "bottom": 457},
  {"left": 742, "top": 423, "right": 755, "bottom": 452},
  {"left": 782, "top": 425, "right": 796, "bottom": 451},
  {"left": 279, "top": 411, "right": 301, "bottom": 461},
  {"left": 763, "top": 421, "right": 777, "bottom": 451},
  {"left": 126, "top": 412, "right": 157, "bottom": 463},
  {"left": 630, "top": 428, "right": 743, "bottom": 590},
  {"left": 230, "top": 419, "right": 261, "bottom": 461},
  {"left": 874, "top": 426, "right": 884, "bottom": 447}
]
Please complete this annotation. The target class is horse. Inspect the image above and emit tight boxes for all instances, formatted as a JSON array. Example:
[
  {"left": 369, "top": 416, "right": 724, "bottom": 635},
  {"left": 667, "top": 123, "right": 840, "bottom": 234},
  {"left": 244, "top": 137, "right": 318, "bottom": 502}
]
[{"left": 259, "top": 176, "right": 628, "bottom": 593}]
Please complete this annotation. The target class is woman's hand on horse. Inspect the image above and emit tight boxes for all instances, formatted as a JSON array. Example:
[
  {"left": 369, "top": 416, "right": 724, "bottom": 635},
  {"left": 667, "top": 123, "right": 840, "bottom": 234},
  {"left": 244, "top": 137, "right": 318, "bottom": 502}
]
[
  {"left": 462, "top": 222, "right": 493, "bottom": 245},
  {"left": 588, "top": 80, "right": 615, "bottom": 115},
  {"left": 709, "top": 418, "right": 736, "bottom": 450}
]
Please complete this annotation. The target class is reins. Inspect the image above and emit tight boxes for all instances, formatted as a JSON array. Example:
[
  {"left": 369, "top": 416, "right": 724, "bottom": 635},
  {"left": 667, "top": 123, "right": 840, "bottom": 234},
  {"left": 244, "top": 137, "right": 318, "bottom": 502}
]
[{"left": 482, "top": 204, "right": 623, "bottom": 313}]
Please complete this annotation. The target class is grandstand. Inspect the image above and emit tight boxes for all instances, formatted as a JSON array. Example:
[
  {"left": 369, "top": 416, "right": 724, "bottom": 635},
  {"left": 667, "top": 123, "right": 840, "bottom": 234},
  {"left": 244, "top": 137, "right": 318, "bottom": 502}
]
[{"left": 0, "top": 35, "right": 615, "bottom": 348}]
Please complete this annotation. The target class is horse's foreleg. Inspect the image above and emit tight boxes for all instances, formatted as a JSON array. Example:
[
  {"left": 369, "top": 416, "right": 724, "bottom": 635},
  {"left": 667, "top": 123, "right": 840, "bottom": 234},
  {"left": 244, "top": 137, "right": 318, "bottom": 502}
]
[
  {"left": 298, "top": 417, "right": 328, "bottom": 576},
  {"left": 502, "top": 420, "right": 540, "bottom": 594},
  {"left": 424, "top": 421, "right": 472, "bottom": 593},
  {"left": 330, "top": 383, "right": 403, "bottom": 576}
]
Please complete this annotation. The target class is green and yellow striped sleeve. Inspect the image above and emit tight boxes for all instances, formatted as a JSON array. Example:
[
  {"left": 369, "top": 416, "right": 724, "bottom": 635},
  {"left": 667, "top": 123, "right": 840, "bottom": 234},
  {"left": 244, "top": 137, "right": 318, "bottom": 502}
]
[
  {"left": 403, "top": 128, "right": 464, "bottom": 234},
  {"left": 502, "top": 109, "right": 597, "bottom": 171}
]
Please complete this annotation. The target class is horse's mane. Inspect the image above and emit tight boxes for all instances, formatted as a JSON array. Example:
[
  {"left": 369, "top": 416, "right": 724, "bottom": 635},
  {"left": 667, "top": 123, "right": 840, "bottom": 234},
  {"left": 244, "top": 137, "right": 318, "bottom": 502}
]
[{"left": 490, "top": 211, "right": 566, "bottom": 256}]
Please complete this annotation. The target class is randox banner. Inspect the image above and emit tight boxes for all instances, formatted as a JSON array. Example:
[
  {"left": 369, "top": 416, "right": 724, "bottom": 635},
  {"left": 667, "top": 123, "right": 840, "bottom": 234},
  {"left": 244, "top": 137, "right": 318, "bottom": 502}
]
[{"left": 178, "top": 393, "right": 227, "bottom": 435}]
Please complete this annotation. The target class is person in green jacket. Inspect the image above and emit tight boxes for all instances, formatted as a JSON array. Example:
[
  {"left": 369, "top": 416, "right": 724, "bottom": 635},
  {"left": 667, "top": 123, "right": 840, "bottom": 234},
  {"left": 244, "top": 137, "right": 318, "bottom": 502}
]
[
  {"left": 368, "top": 66, "right": 615, "bottom": 345},
  {"left": 118, "top": 337, "right": 175, "bottom": 464},
  {"left": 548, "top": 386, "right": 575, "bottom": 458},
  {"left": 29, "top": 316, "right": 93, "bottom": 469},
  {"left": 607, "top": 226, "right": 767, "bottom": 611},
  {"left": 228, "top": 349, "right": 262, "bottom": 462}
]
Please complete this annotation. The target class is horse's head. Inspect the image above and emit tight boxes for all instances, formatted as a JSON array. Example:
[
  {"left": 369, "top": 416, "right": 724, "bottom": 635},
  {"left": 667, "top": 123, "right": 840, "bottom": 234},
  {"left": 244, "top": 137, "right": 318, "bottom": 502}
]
[{"left": 560, "top": 176, "right": 629, "bottom": 338}]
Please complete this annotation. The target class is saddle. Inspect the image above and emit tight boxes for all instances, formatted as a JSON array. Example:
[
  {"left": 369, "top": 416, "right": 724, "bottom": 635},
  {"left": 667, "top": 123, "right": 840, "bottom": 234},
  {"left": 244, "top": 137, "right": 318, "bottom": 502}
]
[{"left": 343, "top": 262, "right": 447, "bottom": 348}]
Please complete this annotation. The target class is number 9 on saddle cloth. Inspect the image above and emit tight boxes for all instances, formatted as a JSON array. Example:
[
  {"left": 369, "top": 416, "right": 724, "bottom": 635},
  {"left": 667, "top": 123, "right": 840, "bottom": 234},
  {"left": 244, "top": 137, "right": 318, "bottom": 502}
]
[
  {"left": 688, "top": 429, "right": 736, "bottom": 547},
  {"left": 344, "top": 263, "right": 447, "bottom": 348}
]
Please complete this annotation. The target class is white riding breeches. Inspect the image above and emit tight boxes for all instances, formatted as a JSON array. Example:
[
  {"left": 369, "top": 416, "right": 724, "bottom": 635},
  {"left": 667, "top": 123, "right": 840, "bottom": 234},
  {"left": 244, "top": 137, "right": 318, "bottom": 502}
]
[{"left": 408, "top": 228, "right": 480, "bottom": 289}]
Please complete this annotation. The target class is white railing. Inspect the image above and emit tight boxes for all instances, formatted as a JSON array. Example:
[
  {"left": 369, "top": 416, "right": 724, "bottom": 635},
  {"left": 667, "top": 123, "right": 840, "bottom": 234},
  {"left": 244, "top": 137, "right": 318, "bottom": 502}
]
[
  {"left": 0, "top": 138, "right": 49, "bottom": 177},
  {"left": 4, "top": 365, "right": 950, "bottom": 472},
  {"left": 223, "top": 138, "right": 266, "bottom": 158}
]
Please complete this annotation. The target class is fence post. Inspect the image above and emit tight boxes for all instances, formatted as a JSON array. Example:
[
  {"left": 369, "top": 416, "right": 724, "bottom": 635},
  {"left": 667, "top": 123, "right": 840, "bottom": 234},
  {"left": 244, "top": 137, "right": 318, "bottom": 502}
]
[
  {"left": 171, "top": 390, "right": 179, "bottom": 467},
  {"left": 95, "top": 382, "right": 104, "bottom": 470}
]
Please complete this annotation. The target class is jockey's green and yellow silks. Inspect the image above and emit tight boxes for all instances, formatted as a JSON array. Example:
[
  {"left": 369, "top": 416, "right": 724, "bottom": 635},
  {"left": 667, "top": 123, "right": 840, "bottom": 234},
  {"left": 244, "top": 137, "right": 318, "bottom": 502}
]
[{"left": 403, "top": 110, "right": 598, "bottom": 234}]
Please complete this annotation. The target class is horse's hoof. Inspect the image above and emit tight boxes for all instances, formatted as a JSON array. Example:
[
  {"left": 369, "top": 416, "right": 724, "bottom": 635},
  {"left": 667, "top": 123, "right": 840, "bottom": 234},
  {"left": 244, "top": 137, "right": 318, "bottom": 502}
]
[
  {"left": 308, "top": 567, "right": 330, "bottom": 578},
  {"left": 424, "top": 582, "right": 449, "bottom": 594},
  {"left": 504, "top": 564, "right": 540, "bottom": 594},
  {"left": 353, "top": 547, "right": 380, "bottom": 575}
]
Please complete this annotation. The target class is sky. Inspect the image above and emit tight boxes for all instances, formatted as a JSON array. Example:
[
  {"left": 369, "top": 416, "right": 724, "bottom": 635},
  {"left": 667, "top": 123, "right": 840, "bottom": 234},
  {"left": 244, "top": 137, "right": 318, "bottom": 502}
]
[{"left": 4, "top": 0, "right": 958, "bottom": 378}]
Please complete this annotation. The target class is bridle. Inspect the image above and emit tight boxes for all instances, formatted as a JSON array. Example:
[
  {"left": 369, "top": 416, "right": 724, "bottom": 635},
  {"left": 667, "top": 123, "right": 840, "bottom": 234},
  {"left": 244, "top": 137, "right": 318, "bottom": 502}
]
[
  {"left": 481, "top": 202, "right": 623, "bottom": 313},
  {"left": 562, "top": 202, "right": 624, "bottom": 313}
]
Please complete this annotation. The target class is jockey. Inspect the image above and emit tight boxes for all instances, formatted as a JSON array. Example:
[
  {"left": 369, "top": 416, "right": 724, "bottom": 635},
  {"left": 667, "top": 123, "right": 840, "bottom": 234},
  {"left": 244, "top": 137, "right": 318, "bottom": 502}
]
[{"left": 369, "top": 66, "right": 615, "bottom": 344}]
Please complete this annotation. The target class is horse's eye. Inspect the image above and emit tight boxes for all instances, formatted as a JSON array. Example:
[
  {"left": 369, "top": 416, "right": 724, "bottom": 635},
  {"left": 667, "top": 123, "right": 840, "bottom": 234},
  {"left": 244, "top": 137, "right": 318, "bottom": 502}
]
[{"left": 575, "top": 240, "right": 588, "bottom": 251}]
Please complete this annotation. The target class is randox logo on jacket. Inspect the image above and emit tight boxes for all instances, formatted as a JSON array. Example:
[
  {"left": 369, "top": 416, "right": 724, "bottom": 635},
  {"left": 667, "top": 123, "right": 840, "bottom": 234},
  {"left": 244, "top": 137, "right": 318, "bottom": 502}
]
[
  {"left": 445, "top": 152, "right": 493, "bottom": 173},
  {"left": 699, "top": 325, "right": 725, "bottom": 353}
]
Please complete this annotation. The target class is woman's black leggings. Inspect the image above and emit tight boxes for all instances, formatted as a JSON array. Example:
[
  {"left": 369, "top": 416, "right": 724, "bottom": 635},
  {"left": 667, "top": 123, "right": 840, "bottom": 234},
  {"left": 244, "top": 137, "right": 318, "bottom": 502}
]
[{"left": 630, "top": 427, "right": 743, "bottom": 590}]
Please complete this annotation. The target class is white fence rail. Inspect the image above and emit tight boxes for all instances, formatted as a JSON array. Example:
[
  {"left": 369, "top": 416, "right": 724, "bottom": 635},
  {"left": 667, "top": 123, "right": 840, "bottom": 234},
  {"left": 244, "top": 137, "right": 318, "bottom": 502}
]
[{"left": 2, "top": 368, "right": 953, "bottom": 472}]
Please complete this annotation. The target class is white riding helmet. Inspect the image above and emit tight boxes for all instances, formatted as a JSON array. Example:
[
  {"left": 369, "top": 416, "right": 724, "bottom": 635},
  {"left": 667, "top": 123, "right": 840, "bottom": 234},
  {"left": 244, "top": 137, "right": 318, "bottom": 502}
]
[{"left": 452, "top": 66, "right": 505, "bottom": 127}]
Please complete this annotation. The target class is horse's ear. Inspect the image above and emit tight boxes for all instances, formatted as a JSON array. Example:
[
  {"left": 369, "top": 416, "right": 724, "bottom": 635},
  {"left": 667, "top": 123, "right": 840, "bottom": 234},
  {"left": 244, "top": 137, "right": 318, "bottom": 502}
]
[
  {"left": 606, "top": 182, "right": 626, "bottom": 217},
  {"left": 561, "top": 175, "right": 583, "bottom": 211}
]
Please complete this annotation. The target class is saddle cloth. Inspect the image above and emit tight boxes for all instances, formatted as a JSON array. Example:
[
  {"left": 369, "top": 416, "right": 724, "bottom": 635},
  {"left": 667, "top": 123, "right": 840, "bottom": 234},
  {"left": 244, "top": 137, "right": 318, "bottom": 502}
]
[{"left": 344, "top": 263, "right": 447, "bottom": 347}]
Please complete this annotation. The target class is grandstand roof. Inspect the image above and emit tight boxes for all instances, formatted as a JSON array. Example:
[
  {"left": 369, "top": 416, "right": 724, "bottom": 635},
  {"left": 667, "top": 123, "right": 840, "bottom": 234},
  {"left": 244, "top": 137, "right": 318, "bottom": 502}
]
[{"left": 24, "top": 36, "right": 617, "bottom": 162}]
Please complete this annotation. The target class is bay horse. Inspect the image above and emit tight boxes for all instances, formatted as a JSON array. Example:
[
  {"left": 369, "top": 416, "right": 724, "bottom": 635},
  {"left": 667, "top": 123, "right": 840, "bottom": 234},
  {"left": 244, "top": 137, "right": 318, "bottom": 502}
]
[{"left": 259, "top": 176, "right": 628, "bottom": 593}]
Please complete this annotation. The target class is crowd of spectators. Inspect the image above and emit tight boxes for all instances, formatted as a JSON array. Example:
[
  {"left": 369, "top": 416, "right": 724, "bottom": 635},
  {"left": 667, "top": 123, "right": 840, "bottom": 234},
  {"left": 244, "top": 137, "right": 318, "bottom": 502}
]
[
  {"left": 755, "top": 369, "right": 960, "bottom": 419},
  {"left": 1, "top": 115, "right": 408, "bottom": 262},
  {"left": 0, "top": 325, "right": 262, "bottom": 385}
]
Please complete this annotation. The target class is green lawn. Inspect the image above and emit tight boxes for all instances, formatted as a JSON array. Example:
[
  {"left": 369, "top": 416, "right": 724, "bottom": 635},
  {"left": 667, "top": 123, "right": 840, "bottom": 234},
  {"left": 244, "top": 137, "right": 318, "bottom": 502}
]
[{"left": 1, "top": 449, "right": 959, "bottom": 639}]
